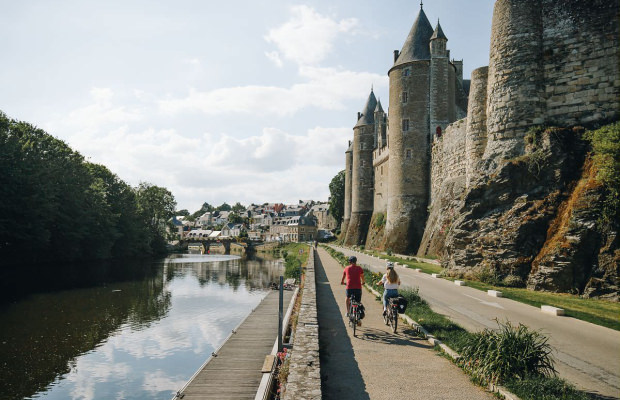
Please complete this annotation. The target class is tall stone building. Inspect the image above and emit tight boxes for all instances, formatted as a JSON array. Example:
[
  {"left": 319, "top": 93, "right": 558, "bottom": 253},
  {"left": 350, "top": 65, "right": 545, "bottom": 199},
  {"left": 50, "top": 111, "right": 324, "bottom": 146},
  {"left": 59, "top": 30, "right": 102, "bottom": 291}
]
[{"left": 343, "top": 4, "right": 468, "bottom": 252}]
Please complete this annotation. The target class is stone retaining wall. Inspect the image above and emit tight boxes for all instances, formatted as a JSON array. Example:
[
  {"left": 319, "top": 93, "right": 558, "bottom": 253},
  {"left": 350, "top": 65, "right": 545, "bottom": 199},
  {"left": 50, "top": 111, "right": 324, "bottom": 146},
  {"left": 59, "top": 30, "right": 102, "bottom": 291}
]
[{"left": 282, "top": 248, "right": 321, "bottom": 400}]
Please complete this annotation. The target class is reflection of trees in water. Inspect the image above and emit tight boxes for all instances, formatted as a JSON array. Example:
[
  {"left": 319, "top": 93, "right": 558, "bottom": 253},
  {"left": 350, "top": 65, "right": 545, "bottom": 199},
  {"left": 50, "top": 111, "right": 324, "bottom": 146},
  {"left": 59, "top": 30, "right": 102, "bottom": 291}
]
[
  {"left": 169, "top": 257, "right": 285, "bottom": 292},
  {"left": 0, "top": 262, "right": 170, "bottom": 400}
]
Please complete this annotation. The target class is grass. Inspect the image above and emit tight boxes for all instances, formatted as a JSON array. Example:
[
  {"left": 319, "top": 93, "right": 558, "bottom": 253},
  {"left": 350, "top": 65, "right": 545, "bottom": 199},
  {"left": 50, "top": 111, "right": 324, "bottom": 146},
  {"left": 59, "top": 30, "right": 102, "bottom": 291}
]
[
  {"left": 352, "top": 248, "right": 443, "bottom": 275},
  {"left": 504, "top": 376, "right": 593, "bottom": 400},
  {"left": 281, "top": 243, "right": 310, "bottom": 280},
  {"left": 465, "top": 280, "right": 620, "bottom": 331}
]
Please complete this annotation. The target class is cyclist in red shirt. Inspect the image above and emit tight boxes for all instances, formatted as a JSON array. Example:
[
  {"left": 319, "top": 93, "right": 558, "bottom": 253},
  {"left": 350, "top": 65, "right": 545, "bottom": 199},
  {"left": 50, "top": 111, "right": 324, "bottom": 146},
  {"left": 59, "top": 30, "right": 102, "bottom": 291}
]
[{"left": 340, "top": 256, "right": 365, "bottom": 316}]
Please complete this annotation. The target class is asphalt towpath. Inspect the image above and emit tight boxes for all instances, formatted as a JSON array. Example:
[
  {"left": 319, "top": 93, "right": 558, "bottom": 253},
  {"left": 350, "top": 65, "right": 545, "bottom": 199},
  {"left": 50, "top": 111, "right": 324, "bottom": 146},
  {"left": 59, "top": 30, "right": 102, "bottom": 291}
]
[{"left": 315, "top": 247, "right": 495, "bottom": 400}]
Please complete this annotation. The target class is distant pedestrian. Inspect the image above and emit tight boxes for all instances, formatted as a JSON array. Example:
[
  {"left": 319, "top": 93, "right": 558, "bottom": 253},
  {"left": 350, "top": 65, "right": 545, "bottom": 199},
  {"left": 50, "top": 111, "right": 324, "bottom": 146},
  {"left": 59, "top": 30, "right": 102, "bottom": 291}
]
[{"left": 341, "top": 256, "right": 364, "bottom": 317}]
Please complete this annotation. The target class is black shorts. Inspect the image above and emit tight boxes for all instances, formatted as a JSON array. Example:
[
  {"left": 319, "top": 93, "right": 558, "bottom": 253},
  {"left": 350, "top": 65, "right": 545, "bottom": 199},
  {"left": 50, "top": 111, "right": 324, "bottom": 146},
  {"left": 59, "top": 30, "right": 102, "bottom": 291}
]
[{"left": 346, "top": 289, "right": 362, "bottom": 302}]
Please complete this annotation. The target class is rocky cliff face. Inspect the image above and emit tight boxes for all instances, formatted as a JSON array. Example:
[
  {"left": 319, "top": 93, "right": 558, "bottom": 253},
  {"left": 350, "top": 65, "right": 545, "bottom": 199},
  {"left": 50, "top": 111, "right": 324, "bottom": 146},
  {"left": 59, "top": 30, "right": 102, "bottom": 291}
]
[{"left": 427, "top": 127, "right": 618, "bottom": 300}]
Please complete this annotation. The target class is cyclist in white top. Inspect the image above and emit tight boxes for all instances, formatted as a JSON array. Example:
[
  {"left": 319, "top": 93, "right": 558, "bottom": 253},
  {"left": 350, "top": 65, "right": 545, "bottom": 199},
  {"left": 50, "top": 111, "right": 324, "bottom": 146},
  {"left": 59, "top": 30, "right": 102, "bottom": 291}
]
[{"left": 377, "top": 262, "right": 400, "bottom": 315}]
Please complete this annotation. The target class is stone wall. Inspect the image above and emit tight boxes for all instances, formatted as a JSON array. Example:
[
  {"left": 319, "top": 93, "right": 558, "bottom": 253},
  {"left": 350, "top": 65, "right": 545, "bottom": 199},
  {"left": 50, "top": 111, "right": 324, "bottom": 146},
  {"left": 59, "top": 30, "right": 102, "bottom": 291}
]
[
  {"left": 542, "top": 0, "right": 619, "bottom": 126},
  {"left": 431, "top": 118, "right": 467, "bottom": 203},
  {"left": 484, "top": 0, "right": 619, "bottom": 164},
  {"left": 342, "top": 143, "right": 352, "bottom": 234},
  {"left": 372, "top": 146, "right": 389, "bottom": 214},
  {"left": 283, "top": 248, "right": 321, "bottom": 400}
]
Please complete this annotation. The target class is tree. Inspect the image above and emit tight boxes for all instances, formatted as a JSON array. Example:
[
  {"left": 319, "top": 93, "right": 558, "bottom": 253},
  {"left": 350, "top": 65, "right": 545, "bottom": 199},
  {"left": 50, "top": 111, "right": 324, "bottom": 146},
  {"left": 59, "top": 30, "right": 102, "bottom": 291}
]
[
  {"left": 136, "top": 182, "right": 177, "bottom": 254},
  {"left": 231, "top": 202, "right": 245, "bottom": 214},
  {"left": 191, "top": 202, "right": 214, "bottom": 219},
  {"left": 328, "top": 170, "right": 346, "bottom": 227},
  {"left": 176, "top": 209, "right": 190, "bottom": 216},
  {"left": 217, "top": 202, "right": 232, "bottom": 211}
]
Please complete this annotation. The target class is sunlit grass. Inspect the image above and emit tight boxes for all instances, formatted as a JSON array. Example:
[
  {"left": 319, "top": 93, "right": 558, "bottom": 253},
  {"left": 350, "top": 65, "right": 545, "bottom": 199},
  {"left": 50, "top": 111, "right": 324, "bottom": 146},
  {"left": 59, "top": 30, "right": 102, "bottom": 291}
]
[{"left": 465, "top": 281, "right": 620, "bottom": 331}]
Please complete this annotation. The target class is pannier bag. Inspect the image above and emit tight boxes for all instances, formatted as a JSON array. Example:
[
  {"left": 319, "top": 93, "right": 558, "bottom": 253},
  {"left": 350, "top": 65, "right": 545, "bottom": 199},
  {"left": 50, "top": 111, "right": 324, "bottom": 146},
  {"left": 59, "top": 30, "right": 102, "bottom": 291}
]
[
  {"left": 394, "top": 295, "right": 408, "bottom": 314},
  {"left": 358, "top": 304, "right": 366, "bottom": 319}
]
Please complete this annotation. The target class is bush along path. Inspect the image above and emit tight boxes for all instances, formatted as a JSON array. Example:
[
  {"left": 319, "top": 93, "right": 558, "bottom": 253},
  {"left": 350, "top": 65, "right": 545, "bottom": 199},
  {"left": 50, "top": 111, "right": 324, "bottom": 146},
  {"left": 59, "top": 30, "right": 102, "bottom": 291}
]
[{"left": 322, "top": 246, "right": 599, "bottom": 400}]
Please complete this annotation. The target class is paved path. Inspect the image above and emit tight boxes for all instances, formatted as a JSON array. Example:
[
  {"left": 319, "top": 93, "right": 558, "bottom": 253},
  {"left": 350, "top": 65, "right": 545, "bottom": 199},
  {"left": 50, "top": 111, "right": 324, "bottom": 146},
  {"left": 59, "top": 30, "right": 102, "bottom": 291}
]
[
  {"left": 177, "top": 290, "right": 293, "bottom": 400},
  {"left": 316, "top": 247, "right": 495, "bottom": 400},
  {"left": 331, "top": 245, "right": 620, "bottom": 399}
]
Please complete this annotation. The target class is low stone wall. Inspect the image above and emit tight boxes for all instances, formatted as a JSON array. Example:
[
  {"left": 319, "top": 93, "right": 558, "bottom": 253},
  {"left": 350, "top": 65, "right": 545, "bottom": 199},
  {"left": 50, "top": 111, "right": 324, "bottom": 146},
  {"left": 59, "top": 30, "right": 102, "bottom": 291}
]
[{"left": 282, "top": 248, "right": 321, "bottom": 400}]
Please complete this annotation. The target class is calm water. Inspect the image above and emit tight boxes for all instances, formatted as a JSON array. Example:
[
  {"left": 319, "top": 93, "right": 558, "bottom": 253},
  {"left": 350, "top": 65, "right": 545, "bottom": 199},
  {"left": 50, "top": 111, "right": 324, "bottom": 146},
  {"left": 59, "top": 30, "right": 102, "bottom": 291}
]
[{"left": 0, "top": 254, "right": 284, "bottom": 400}]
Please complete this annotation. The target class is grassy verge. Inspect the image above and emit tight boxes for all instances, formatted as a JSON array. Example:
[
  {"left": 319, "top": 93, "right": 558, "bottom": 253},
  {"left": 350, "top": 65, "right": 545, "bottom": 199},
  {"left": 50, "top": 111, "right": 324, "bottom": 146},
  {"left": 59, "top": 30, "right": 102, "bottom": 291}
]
[
  {"left": 465, "top": 281, "right": 620, "bottom": 331},
  {"left": 335, "top": 245, "right": 619, "bottom": 331},
  {"left": 322, "top": 245, "right": 597, "bottom": 400}
]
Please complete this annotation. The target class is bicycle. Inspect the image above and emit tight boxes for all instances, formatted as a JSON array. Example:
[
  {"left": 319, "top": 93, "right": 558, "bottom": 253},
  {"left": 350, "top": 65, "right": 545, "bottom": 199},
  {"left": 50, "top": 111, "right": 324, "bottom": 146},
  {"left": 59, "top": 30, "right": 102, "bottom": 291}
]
[
  {"left": 348, "top": 298, "right": 362, "bottom": 337},
  {"left": 384, "top": 297, "right": 399, "bottom": 333}
]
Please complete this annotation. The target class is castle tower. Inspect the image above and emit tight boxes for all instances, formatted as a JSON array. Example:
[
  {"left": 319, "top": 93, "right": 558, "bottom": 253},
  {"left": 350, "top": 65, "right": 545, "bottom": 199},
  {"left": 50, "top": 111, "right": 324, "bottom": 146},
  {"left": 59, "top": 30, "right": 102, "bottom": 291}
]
[
  {"left": 342, "top": 140, "right": 353, "bottom": 235},
  {"left": 485, "top": 0, "right": 545, "bottom": 161},
  {"left": 372, "top": 99, "right": 389, "bottom": 218},
  {"left": 375, "top": 100, "right": 386, "bottom": 149},
  {"left": 384, "top": 6, "right": 434, "bottom": 254},
  {"left": 430, "top": 21, "right": 450, "bottom": 145},
  {"left": 344, "top": 89, "right": 377, "bottom": 246},
  {"left": 465, "top": 66, "right": 489, "bottom": 187}
]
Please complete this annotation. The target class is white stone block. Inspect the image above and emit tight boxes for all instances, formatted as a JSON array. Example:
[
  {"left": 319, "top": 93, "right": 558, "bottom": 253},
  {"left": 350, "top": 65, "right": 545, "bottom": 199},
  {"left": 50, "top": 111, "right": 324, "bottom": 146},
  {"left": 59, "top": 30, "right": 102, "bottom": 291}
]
[
  {"left": 541, "top": 305, "right": 565, "bottom": 316},
  {"left": 488, "top": 290, "right": 503, "bottom": 297},
  {"left": 431, "top": 273, "right": 439, "bottom": 278},
  {"left": 454, "top": 280, "right": 465, "bottom": 286},
  {"left": 415, "top": 268, "right": 422, "bottom": 272}
]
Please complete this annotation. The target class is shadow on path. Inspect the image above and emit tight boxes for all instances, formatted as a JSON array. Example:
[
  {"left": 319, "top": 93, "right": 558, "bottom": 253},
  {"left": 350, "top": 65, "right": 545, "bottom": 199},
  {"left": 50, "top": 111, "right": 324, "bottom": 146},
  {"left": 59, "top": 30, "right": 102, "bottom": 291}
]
[{"left": 315, "top": 253, "right": 370, "bottom": 400}]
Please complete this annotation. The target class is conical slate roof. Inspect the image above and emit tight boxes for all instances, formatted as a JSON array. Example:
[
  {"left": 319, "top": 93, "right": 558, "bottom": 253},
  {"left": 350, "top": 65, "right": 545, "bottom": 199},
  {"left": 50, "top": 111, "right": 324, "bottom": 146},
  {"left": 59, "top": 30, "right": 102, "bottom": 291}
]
[
  {"left": 430, "top": 21, "right": 447, "bottom": 41},
  {"left": 355, "top": 90, "right": 378, "bottom": 127},
  {"left": 375, "top": 99, "right": 384, "bottom": 113},
  {"left": 394, "top": 8, "right": 434, "bottom": 66}
]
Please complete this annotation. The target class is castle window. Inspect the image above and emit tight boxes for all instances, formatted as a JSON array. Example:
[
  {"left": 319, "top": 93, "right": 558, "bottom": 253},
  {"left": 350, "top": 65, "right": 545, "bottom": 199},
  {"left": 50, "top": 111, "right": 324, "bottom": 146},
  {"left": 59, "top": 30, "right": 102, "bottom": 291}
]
[
  {"left": 402, "top": 92, "right": 408, "bottom": 103},
  {"left": 406, "top": 149, "right": 412, "bottom": 159},
  {"left": 436, "top": 126, "right": 442, "bottom": 138},
  {"left": 381, "top": 165, "right": 384, "bottom": 175},
  {"left": 402, "top": 68, "right": 410, "bottom": 77},
  {"left": 402, "top": 119, "right": 410, "bottom": 132}
]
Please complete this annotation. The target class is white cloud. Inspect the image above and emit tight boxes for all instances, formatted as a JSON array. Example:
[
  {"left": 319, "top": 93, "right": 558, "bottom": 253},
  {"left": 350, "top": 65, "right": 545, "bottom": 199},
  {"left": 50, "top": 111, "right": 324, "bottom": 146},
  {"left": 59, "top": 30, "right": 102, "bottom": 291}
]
[
  {"left": 264, "top": 5, "right": 358, "bottom": 66},
  {"left": 264, "top": 51, "right": 283, "bottom": 68},
  {"left": 159, "top": 67, "right": 386, "bottom": 116}
]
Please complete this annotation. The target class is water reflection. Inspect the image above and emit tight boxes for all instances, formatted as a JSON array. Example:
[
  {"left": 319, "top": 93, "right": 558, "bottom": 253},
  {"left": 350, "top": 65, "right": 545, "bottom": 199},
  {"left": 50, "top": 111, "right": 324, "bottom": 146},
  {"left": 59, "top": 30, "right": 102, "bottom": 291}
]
[{"left": 0, "top": 254, "right": 283, "bottom": 400}]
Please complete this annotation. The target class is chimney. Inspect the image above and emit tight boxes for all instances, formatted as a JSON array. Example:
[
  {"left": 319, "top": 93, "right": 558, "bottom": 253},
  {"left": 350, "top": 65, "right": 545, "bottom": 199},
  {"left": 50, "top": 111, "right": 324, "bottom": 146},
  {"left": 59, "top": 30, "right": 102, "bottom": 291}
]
[{"left": 393, "top": 50, "right": 399, "bottom": 62}]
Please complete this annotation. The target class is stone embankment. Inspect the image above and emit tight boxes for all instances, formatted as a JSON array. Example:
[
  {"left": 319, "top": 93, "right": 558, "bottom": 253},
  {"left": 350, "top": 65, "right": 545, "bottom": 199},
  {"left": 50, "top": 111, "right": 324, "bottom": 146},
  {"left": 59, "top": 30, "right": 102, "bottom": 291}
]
[{"left": 282, "top": 247, "right": 321, "bottom": 400}]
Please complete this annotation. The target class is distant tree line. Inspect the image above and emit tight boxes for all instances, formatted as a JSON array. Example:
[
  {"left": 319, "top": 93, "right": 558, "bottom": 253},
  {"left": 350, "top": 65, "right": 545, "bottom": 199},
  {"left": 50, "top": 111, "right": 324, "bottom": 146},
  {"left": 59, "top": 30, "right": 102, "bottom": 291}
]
[{"left": 0, "top": 111, "right": 177, "bottom": 267}]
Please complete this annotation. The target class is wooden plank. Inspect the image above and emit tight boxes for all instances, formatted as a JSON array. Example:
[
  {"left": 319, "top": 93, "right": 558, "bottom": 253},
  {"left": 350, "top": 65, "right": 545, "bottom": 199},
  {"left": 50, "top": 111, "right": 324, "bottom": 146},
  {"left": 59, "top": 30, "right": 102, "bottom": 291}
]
[{"left": 174, "top": 290, "right": 293, "bottom": 400}]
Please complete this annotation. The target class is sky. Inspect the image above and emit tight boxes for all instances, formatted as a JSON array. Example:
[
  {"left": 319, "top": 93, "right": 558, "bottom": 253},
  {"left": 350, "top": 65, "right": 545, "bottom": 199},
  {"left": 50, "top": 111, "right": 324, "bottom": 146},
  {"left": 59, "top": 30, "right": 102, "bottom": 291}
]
[{"left": 0, "top": 0, "right": 494, "bottom": 213}]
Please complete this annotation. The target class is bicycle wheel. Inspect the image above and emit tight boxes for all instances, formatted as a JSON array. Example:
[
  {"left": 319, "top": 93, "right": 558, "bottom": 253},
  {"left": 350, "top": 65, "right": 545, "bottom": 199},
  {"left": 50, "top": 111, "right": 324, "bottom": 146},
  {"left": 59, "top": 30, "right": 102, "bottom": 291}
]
[
  {"left": 383, "top": 309, "right": 389, "bottom": 325},
  {"left": 352, "top": 312, "right": 357, "bottom": 337},
  {"left": 392, "top": 309, "right": 398, "bottom": 333}
]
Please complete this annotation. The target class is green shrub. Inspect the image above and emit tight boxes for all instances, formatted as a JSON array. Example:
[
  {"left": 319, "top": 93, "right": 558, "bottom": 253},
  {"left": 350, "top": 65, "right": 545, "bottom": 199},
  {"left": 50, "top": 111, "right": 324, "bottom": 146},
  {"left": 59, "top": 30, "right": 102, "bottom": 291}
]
[
  {"left": 459, "top": 320, "right": 555, "bottom": 385},
  {"left": 502, "top": 274, "right": 525, "bottom": 288},
  {"left": 284, "top": 254, "right": 302, "bottom": 280},
  {"left": 386, "top": 248, "right": 393, "bottom": 256},
  {"left": 476, "top": 267, "right": 500, "bottom": 286},
  {"left": 585, "top": 122, "right": 620, "bottom": 224},
  {"left": 374, "top": 213, "right": 385, "bottom": 228}
]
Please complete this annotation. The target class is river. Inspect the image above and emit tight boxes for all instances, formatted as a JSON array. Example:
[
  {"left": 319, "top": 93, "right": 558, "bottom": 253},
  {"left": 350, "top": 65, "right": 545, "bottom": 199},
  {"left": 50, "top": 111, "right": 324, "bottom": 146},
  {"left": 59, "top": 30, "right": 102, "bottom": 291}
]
[{"left": 0, "top": 254, "right": 284, "bottom": 400}]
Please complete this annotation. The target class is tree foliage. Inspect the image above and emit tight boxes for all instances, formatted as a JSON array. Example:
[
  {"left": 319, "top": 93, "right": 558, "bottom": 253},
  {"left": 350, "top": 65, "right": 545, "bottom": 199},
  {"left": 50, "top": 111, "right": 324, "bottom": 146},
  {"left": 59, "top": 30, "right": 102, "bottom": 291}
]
[
  {"left": 0, "top": 111, "right": 176, "bottom": 266},
  {"left": 328, "top": 170, "right": 346, "bottom": 227}
]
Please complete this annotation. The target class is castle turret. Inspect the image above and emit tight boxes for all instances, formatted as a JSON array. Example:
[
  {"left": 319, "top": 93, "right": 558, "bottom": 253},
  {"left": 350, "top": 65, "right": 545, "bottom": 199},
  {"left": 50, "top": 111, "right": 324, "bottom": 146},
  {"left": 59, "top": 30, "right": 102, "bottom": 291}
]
[
  {"left": 485, "top": 0, "right": 545, "bottom": 161},
  {"left": 430, "top": 20, "right": 450, "bottom": 144},
  {"left": 344, "top": 89, "right": 377, "bottom": 246},
  {"left": 374, "top": 99, "right": 386, "bottom": 148},
  {"left": 342, "top": 140, "right": 353, "bottom": 235},
  {"left": 384, "top": 6, "right": 434, "bottom": 254},
  {"left": 465, "top": 66, "right": 489, "bottom": 187}
]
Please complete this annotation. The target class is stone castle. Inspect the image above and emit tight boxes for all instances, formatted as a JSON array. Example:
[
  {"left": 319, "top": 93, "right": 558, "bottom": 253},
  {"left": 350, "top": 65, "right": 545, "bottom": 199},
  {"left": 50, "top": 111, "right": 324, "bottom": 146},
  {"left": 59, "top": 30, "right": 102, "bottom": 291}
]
[{"left": 342, "top": 0, "right": 619, "bottom": 257}]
